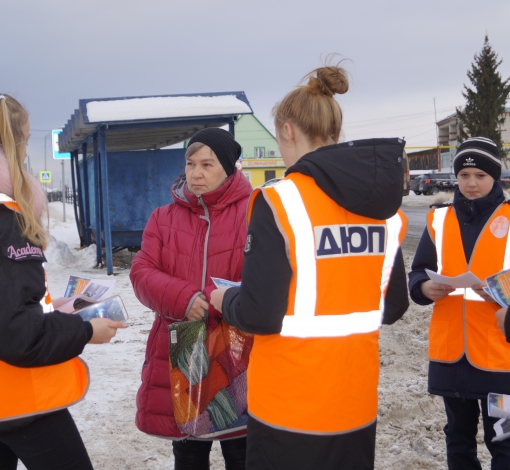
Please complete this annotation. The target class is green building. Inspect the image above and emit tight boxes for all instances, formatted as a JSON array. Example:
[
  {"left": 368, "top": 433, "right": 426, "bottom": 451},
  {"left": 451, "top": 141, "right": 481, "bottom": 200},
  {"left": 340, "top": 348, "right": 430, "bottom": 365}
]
[{"left": 234, "top": 114, "right": 285, "bottom": 187}]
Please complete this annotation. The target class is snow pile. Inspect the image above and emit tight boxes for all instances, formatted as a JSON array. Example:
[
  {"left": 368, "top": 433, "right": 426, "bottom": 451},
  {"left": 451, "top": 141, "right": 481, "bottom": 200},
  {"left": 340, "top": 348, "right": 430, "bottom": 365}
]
[
  {"left": 404, "top": 191, "right": 453, "bottom": 206},
  {"left": 18, "top": 201, "right": 493, "bottom": 469},
  {"left": 44, "top": 235, "right": 76, "bottom": 266},
  {"left": 43, "top": 205, "right": 97, "bottom": 268}
]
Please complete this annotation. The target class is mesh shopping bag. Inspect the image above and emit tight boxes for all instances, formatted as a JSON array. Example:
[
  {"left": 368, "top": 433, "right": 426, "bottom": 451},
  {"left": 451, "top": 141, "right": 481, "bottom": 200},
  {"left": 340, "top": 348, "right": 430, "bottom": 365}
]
[{"left": 168, "top": 316, "right": 253, "bottom": 438}]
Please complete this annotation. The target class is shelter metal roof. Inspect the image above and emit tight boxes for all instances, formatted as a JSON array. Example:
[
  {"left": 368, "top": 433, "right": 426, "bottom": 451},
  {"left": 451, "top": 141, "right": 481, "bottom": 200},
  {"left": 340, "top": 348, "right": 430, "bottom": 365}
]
[{"left": 59, "top": 91, "right": 253, "bottom": 153}]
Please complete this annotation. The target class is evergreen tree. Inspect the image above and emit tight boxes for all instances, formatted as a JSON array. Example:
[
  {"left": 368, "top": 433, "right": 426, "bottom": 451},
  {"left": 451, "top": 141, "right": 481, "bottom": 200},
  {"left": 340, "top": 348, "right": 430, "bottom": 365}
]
[{"left": 456, "top": 35, "right": 510, "bottom": 158}]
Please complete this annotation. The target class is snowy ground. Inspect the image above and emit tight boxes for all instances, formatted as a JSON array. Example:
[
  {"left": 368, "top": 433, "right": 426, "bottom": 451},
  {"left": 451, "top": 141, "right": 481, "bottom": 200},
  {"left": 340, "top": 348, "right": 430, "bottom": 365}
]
[{"left": 18, "top": 195, "right": 493, "bottom": 469}]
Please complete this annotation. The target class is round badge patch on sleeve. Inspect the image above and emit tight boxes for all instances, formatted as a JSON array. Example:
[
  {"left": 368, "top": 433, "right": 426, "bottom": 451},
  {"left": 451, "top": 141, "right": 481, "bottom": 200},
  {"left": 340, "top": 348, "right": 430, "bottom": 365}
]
[{"left": 244, "top": 234, "right": 253, "bottom": 254}]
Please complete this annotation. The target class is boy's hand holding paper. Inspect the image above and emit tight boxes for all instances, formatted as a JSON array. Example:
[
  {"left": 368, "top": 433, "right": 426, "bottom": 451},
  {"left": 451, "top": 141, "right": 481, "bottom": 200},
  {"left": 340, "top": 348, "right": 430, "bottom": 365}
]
[{"left": 425, "top": 269, "right": 482, "bottom": 288}]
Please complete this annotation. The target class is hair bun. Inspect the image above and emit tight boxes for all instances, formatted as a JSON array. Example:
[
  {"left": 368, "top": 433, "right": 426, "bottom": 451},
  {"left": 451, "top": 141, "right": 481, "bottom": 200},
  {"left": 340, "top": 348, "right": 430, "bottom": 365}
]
[
  {"left": 318, "top": 66, "right": 349, "bottom": 95},
  {"left": 305, "top": 66, "right": 349, "bottom": 97},
  {"left": 273, "top": 57, "right": 348, "bottom": 146},
  {"left": 306, "top": 76, "right": 333, "bottom": 97}
]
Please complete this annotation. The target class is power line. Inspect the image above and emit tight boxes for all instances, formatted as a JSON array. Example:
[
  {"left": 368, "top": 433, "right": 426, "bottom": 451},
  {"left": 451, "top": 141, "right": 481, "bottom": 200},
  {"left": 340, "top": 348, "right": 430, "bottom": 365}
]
[
  {"left": 345, "top": 122, "right": 436, "bottom": 137},
  {"left": 405, "top": 129, "right": 436, "bottom": 139},
  {"left": 344, "top": 106, "right": 457, "bottom": 126},
  {"left": 264, "top": 106, "right": 459, "bottom": 134}
]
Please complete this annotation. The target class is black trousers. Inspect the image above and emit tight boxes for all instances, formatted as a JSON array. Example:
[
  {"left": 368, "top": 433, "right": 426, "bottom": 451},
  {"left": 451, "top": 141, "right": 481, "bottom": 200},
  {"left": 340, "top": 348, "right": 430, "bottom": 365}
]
[
  {"left": 245, "top": 416, "right": 376, "bottom": 470},
  {"left": 443, "top": 396, "right": 510, "bottom": 470},
  {"left": 0, "top": 409, "right": 93, "bottom": 470},
  {"left": 172, "top": 436, "right": 246, "bottom": 470}
]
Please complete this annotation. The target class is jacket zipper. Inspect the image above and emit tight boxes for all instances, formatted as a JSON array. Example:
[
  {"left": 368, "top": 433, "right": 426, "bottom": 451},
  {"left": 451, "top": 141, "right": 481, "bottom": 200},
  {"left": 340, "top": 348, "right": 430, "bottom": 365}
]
[{"left": 197, "top": 196, "right": 211, "bottom": 292}]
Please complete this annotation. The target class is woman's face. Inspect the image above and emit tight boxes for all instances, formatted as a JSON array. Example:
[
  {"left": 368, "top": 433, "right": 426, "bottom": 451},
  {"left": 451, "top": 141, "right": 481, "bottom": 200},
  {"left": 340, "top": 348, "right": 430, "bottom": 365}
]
[
  {"left": 185, "top": 146, "right": 227, "bottom": 196},
  {"left": 457, "top": 167, "right": 495, "bottom": 200}
]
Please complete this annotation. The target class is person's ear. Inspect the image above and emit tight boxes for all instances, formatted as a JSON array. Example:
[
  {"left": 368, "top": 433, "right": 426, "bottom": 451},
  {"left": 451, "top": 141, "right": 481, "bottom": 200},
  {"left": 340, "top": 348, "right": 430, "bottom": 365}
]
[{"left": 282, "top": 123, "right": 294, "bottom": 144}]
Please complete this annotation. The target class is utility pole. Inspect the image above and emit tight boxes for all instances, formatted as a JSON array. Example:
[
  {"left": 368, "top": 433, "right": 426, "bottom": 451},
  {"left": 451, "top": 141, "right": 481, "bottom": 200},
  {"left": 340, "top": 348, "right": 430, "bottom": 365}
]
[
  {"left": 62, "top": 159, "right": 66, "bottom": 222},
  {"left": 44, "top": 132, "right": 51, "bottom": 170},
  {"left": 434, "top": 98, "right": 441, "bottom": 172}
]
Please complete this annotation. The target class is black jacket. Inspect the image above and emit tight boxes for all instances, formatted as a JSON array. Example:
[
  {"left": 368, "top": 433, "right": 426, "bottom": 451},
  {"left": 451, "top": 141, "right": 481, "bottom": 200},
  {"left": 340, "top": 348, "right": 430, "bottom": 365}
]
[
  {"left": 222, "top": 138, "right": 409, "bottom": 335},
  {"left": 0, "top": 205, "right": 92, "bottom": 435},
  {"left": 408, "top": 182, "right": 510, "bottom": 399}
]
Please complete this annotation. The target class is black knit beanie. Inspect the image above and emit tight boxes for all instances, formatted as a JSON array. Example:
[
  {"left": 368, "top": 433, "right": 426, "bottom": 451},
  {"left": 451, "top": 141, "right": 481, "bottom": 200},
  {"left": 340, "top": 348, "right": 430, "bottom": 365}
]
[
  {"left": 187, "top": 128, "right": 241, "bottom": 177},
  {"left": 453, "top": 137, "right": 501, "bottom": 180}
]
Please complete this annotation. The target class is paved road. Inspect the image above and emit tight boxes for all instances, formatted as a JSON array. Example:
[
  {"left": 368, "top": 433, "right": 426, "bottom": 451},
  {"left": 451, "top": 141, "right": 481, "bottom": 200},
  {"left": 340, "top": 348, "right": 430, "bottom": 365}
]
[{"left": 400, "top": 203, "right": 429, "bottom": 253}]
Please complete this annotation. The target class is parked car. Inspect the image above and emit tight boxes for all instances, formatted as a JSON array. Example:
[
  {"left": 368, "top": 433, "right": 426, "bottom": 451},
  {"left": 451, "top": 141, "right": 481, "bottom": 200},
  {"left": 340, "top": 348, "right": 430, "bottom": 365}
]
[
  {"left": 418, "top": 173, "right": 457, "bottom": 195},
  {"left": 500, "top": 169, "right": 510, "bottom": 191},
  {"left": 409, "top": 175, "right": 423, "bottom": 195}
]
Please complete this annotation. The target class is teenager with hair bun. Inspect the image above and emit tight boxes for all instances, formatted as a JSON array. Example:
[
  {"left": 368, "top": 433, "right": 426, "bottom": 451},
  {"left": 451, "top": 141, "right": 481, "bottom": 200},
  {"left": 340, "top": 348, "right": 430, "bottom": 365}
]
[
  {"left": 0, "top": 94, "right": 127, "bottom": 470},
  {"left": 211, "top": 61, "right": 409, "bottom": 469}
]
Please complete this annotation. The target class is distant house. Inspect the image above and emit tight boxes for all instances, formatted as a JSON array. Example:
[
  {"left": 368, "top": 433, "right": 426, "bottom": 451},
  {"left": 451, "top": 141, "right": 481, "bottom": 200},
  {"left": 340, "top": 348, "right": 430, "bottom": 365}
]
[
  {"left": 407, "top": 148, "right": 439, "bottom": 172},
  {"left": 234, "top": 114, "right": 285, "bottom": 187},
  {"left": 436, "top": 106, "right": 510, "bottom": 171}
]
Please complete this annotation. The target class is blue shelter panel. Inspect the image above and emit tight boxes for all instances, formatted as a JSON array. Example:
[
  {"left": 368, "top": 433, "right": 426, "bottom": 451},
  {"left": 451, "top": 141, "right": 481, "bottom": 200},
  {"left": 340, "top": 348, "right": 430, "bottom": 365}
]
[
  {"left": 106, "top": 149, "right": 185, "bottom": 247},
  {"left": 77, "top": 157, "right": 97, "bottom": 230}
]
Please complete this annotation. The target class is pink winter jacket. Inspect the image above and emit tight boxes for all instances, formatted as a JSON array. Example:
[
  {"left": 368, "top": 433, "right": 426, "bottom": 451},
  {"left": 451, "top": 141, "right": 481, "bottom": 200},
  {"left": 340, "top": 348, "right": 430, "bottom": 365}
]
[{"left": 130, "top": 170, "right": 252, "bottom": 439}]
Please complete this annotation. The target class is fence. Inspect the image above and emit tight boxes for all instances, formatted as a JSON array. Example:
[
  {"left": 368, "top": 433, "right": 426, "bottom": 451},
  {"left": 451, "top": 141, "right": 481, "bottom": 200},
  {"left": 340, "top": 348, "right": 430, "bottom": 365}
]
[{"left": 45, "top": 187, "right": 75, "bottom": 204}]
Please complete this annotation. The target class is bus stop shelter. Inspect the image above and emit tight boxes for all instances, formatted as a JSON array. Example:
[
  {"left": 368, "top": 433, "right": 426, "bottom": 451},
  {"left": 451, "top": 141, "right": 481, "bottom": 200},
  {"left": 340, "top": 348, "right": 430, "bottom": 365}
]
[{"left": 59, "top": 91, "right": 253, "bottom": 274}]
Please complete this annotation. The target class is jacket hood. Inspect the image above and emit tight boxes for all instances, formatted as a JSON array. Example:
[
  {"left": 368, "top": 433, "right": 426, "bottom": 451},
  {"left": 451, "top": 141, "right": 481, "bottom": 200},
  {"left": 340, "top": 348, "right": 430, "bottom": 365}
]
[
  {"left": 287, "top": 138, "right": 405, "bottom": 220},
  {"left": 171, "top": 169, "right": 252, "bottom": 211}
]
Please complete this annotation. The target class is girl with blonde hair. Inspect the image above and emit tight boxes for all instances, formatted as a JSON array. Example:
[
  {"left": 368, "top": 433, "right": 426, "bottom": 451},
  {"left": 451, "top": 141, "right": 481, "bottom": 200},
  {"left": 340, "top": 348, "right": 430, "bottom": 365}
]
[{"left": 0, "top": 94, "right": 127, "bottom": 470}]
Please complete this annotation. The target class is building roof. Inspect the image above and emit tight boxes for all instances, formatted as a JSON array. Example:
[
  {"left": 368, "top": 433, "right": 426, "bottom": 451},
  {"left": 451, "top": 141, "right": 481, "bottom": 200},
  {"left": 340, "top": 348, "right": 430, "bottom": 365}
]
[
  {"left": 436, "top": 106, "right": 510, "bottom": 126},
  {"left": 236, "top": 114, "right": 277, "bottom": 138},
  {"left": 59, "top": 91, "right": 252, "bottom": 152}
]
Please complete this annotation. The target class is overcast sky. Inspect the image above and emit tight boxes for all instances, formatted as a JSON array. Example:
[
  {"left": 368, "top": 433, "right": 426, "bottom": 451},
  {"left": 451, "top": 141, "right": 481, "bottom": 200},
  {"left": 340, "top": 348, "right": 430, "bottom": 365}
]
[{"left": 1, "top": 0, "right": 509, "bottom": 185}]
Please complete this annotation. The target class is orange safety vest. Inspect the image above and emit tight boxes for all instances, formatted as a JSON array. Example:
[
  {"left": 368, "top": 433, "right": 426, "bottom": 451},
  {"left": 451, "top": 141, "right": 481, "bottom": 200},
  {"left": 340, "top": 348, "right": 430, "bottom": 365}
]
[
  {"left": 0, "top": 195, "right": 89, "bottom": 422},
  {"left": 427, "top": 203, "right": 510, "bottom": 371},
  {"left": 246, "top": 173, "right": 407, "bottom": 434}
]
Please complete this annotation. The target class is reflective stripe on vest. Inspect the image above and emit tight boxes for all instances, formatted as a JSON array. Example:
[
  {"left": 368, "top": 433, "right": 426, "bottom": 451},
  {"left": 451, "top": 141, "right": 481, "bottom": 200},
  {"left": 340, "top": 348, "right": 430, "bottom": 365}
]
[
  {"left": 42, "top": 270, "right": 54, "bottom": 313},
  {"left": 427, "top": 203, "right": 510, "bottom": 370},
  {"left": 273, "top": 179, "right": 404, "bottom": 338},
  {"left": 0, "top": 196, "right": 89, "bottom": 421},
  {"left": 432, "top": 207, "right": 448, "bottom": 275},
  {"left": 246, "top": 173, "right": 406, "bottom": 434}
]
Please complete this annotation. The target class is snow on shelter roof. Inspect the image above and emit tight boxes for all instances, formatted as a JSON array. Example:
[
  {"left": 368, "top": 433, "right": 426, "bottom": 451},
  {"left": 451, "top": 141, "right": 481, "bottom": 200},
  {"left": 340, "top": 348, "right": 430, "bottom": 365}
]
[{"left": 59, "top": 91, "right": 253, "bottom": 153}]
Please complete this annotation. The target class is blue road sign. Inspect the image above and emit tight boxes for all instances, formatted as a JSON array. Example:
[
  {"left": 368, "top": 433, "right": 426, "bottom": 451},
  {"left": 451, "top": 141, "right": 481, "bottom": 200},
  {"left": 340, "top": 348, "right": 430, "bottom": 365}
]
[
  {"left": 52, "top": 129, "right": 71, "bottom": 160},
  {"left": 39, "top": 171, "right": 52, "bottom": 184}
]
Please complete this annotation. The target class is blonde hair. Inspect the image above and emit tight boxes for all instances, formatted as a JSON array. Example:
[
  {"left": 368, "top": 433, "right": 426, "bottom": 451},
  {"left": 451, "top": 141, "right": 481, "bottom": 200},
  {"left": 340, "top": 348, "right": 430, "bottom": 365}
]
[
  {"left": 0, "top": 94, "right": 48, "bottom": 248},
  {"left": 272, "top": 58, "right": 349, "bottom": 146}
]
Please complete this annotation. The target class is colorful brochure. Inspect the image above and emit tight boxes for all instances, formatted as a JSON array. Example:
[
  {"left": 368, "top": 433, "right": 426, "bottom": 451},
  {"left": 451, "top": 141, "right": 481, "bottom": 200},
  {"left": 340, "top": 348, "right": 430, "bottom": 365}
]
[
  {"left": 488, "top": 393, "right": 510, "bottom": 441},
  {"left": 63, "top": 275, "right": 115, "bottom": 301},
  {"left": 485, "top": 269, "right": 510, "bottom": 308},
  {"left": 211, "top": 277, "right": 241, "bottom": 289}
]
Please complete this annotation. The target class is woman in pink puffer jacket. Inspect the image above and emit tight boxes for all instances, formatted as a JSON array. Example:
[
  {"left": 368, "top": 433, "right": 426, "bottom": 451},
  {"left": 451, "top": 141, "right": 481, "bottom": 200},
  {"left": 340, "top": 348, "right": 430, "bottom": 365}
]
[{"left": 130, "top": 128, "right": 252, "bottom": 470}]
